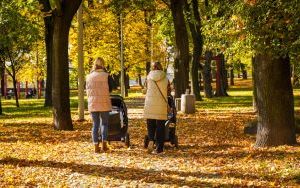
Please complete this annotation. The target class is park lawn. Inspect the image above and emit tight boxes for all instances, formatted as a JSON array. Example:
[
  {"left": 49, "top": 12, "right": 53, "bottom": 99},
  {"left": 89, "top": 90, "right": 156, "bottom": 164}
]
[{"left": 0, "top": 81, "right": 300, "bottom": 187}]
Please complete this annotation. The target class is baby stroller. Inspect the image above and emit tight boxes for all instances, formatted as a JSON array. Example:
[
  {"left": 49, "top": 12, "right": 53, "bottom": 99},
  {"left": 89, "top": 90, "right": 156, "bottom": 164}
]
[
  {"left": 104, "top": 95, "right": 130, "bottom": 147},
  {"left": 144, "top": 95, "right": 178, "bottom": 148}
]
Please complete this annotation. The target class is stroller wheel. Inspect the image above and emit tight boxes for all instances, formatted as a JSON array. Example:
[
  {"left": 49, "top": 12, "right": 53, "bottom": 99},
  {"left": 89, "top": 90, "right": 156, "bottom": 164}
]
[
  {"left": 144, "top": 135, "right": 149, "bottom": 149},
  {"left": 125, "top": 133, "right": 130, "bottom": 148}
]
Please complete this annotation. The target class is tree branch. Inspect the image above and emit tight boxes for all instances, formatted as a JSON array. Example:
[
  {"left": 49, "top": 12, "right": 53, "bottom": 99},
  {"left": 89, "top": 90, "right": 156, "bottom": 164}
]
[
  {"left": 38, "top": 0, "right": 52, "bottom": 12},
  {"left": 64, "top": 0, "right": 82, "bottom": 20},
  {"left": 161, "top": 0, "right": 171, "bottom": 8},
  {"left": 5, "top": 48, "right": 14, "bottom": 77},
  {"left": 53, "top": 0, "right": 63, "bottom": 16}
]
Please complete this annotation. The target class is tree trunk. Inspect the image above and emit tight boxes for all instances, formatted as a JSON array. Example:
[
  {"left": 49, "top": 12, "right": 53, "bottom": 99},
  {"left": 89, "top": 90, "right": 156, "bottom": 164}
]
[
  {"left": 252, "top": 57, "right": 257, "bottom": 112},
  {"left": 242, "top": 70, "right": 247, "bottom": 79},
  {"left": 198, "top": 69, "right": 202, "bottom": 90},
  {"left": 17, "top": 81, "right": 20, "bottom": 99},
  {"left": 170, "top": 0, "right": 190, "bottom": 98},
  {"left": 39, "top": 0, "right": 53, "bottom": 107},
  {"left": 237, "top": 71, "right": 241, "bottom": 78},
  {"left": 50, "top": 0, "right": 82, "bottom": 130},
  {"left": 117, "top": 12, "right": 126, "bottom": 97},
  {"left": 125, "top": 73, "right": 129, "bottom": 97},
  {"left": 138, "top": 74, "right": 143, "bottom": 89},
  {"left": 292, "top": 63, "right": 300, "bottom": 87},
  {"left": 230, "top": 67, "right": 234, "bottom": 86},
  {"left": 38, "top": 80, "right": 42, "bottom": 99},
  {"left": 112, "top": 74, "right": 120, "bottom": 89},
  {"left": 1, "top": 77, "right": 4, "bottom": 96},
  {"left": 185, "top": 0, "right": 203, "bottom": 101},
  {"left": 0, "top": 65, "right": 2, "bottom": 114},
  {"left": 77, "top": 3, "right": 85, "bottom": 121},
  {"left": 0, "top": 93, "right": 2, "bottom": 115},
  {"left": 146, "top": 62, "right": 151, "bottom": 75},
  {"left": 0, "top": 64, "right": 4, "bottom": 96},
  {"left": 215, "top": 54, "right": 228, "bottom": 97},
  {"left": 254, "top": 53, "right": 296, "bottom": 147},
  {"left": 12, "top": 77, "right": 19, "bottom": 107},
  {"left": 240, "top": 63, "right": 247, "bottom": 79},
  {"left": 25, "top": 81, "right": 28, "bottom": 97},
  {"left": 222, "top": 56, "right": 229, "bottom": 91},
  {"left": 52, "top": 17, "right": 73, "bottom": 130},
  {"left": 203, "top": 51, "right": 213, "bottom": 98},
  {"left": 144, "top": 10, "right": 153, "bottom": 76}
]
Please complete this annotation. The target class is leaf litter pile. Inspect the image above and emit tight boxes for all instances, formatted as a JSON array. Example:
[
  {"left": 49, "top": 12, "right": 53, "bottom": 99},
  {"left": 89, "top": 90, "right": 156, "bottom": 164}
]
[{"left": 0, "top": 89, "right": 300, "bottom": 187}]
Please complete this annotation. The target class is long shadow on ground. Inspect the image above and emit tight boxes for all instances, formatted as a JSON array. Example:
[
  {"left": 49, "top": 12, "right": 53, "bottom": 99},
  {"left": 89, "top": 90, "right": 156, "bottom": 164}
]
[{"left": 0, "top": 157, "right": 289, "bottom": 186}]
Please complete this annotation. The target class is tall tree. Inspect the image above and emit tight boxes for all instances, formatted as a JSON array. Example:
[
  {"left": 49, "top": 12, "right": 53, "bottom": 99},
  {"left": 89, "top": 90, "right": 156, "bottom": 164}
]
[
  {"left": 251, "top": 56, "right": 257, "bottom": 112},
  {"left": 215, "top": 53, "right": 228, "bottom": 96},
  {"left": 163, "top": 0, "right": 190, "bottom": 97},
  {"left": 236, "top": 0, "right": 300, "bottom": 146},
  {"left": 203, "top": 51, "right": 213, "bottom": 98},
  {"left": 185, "top": 0, "right": 203, "bottom": 101},
  {"left": 254, "top": 54, "right": 296, "bottom": 146},
  {"left": 77, "top": 2, "right": 85, "bottom": 121},
  {"left": 38, "top": 0, "right": 53, "bottom": 107},
  {"left": 0, "top": 0, "right": 39, "bottom": 107},
  {"left": 0, "top": 91, "right": 2, "bottom": 115},
  {"left": 38, "top": 0, "right": 82, "bottom": 130},
  {"left": 144, "top": 9, "right": 154, "bottom": 75},
  {"left": 229, "top": 64, "right": 234, "bottom": 86},
  {"left": 0, "top": 61, "right": 3, "bottom": 115},
  {"left": 240, "top": 62, "right": 247, "bottom": 79}
]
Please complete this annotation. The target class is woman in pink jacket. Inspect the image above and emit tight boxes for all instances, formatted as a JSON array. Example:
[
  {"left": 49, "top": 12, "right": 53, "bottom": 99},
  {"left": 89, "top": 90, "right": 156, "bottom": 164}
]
[{"left": 86, "top": 57, "right": 112, "bottom": 153}]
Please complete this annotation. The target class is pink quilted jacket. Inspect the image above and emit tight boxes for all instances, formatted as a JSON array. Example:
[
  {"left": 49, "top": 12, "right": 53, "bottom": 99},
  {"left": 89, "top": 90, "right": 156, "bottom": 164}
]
[{"left": 86, "top": 69, "right": 112, "bottom": 112}]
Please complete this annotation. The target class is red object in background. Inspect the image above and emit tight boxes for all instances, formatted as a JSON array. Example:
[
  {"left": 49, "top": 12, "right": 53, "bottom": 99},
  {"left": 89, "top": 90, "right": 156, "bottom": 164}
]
[{"left": 25, "top": 81, "right": 28, "bottom": 96}]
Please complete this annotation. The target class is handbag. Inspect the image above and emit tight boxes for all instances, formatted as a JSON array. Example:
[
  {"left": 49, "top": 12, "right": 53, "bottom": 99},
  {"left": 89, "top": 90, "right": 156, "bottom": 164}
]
[
  {"left": 152, "top": 80, "right": 171, "bottom": 113},
  {"left": 152, "top": 80, "right": 168, "bottom": 104}
]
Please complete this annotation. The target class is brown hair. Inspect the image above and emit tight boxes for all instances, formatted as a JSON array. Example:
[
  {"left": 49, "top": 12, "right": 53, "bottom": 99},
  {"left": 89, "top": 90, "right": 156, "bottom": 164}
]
[{"left": 151, "top": 61, "right": 163, "bottom": 70}]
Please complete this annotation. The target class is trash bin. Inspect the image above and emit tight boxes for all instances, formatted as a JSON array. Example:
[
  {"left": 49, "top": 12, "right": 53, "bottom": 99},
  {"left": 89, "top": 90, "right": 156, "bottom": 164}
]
[{"left": 181, "top": 94, "right": 195, "bottom": 114}]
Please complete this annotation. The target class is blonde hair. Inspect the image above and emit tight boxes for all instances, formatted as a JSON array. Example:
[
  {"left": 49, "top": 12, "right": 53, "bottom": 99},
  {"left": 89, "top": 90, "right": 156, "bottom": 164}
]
[{"left": 92, "top": 57, "right": 105, "bottom": 70}]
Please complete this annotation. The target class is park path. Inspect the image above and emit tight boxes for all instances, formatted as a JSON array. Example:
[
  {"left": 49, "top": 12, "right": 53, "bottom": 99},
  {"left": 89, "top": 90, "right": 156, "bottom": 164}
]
[{"left": 0, "top": 96, "right": 300, "bottom": 187}]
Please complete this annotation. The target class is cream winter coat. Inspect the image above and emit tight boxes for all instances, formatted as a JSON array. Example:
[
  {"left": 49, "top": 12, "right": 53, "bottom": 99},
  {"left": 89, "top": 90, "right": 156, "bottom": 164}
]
[
  {"left": 86, "top": 69, "right": 112, "bottom": 112},
  {"left": 144, "top": 70, "right": 168, "bottom": 120}
]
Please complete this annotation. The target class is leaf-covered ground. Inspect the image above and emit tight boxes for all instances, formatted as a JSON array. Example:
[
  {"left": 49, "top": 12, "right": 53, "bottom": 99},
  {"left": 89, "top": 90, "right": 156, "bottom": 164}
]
[{"left": 0, "top": 80, "right": 300, "bottom": 187}]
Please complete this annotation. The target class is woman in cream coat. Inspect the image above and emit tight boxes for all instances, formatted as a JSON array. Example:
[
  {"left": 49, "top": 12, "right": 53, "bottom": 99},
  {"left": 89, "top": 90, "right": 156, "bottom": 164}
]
[{"left": 144, "top": 62, "right": 169, "bottom": 154}]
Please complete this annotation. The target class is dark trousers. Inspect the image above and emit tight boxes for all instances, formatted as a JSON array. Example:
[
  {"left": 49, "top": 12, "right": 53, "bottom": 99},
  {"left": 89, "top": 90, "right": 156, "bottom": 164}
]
[{"left": 147, "top": 119, "right": 165, "bottom": 152}]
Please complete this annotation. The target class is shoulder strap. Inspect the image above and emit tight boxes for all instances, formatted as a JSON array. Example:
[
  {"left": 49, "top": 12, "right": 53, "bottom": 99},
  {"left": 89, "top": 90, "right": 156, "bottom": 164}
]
[{"left": 152, "top": 80, "right": 168, "bottom": 104}]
